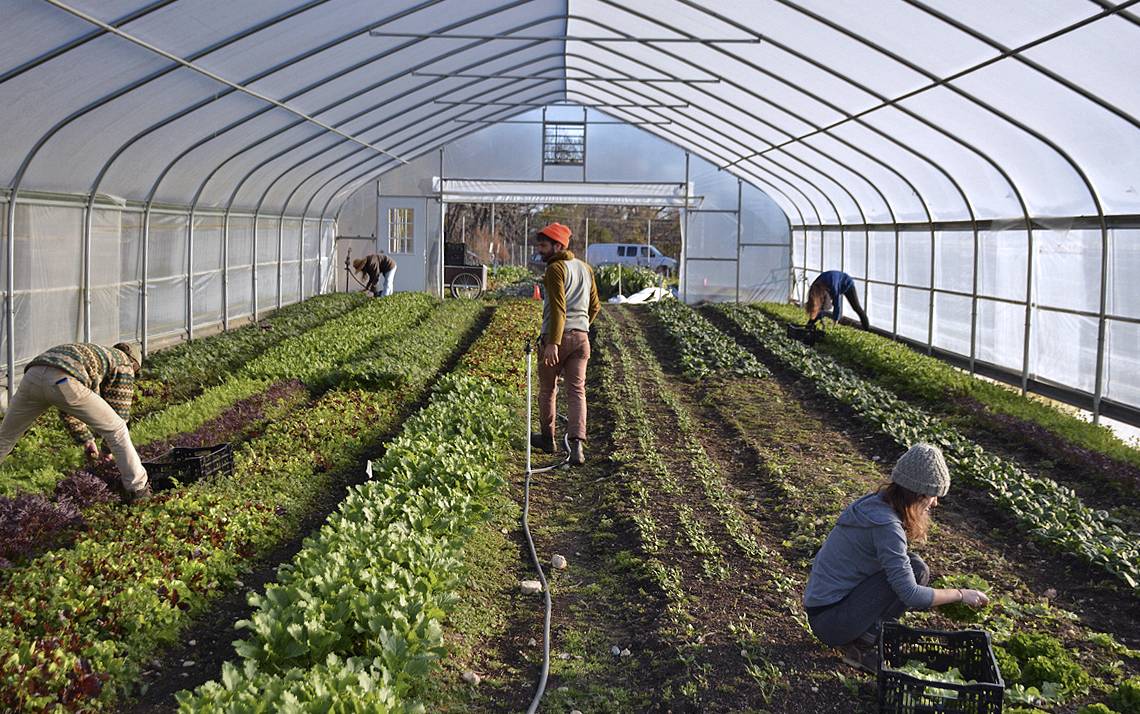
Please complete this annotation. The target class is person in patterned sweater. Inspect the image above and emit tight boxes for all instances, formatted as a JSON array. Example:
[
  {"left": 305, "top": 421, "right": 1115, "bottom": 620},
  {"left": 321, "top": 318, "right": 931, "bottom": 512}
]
[{"left": 0, "top": 342, "right": 151, "bottom": 503}]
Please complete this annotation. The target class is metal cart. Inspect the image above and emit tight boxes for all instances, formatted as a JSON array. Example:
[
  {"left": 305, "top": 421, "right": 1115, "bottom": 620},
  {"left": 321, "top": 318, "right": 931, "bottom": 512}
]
[{"left": 444, "top": 263, "right": 487, "bottom": 299}]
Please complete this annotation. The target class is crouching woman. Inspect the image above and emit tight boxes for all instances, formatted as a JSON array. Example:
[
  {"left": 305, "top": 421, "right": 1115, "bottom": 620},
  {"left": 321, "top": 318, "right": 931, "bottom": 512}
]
[{"left": 802, "top": 443, "right": 989, "bottom": 671}]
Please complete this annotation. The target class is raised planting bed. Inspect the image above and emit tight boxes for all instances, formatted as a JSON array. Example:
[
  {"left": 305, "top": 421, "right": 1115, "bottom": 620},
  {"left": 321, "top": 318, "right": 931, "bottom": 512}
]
[
  {"left": 178, "top": 306, "right": 527, "bottom": 711},
  {"left": 0, "top": 380, "right": 306, "bottom": 567},
  {"left": 756, "top": 302, "right": 1140, "bottom": 502},
  {"left": 647, "top": 299, "right": 769, "bottom": 380},
  {"left": 0, "top": 300, "right": 486, "bottom": 712},
  {"left": 0, "top": 294, "right": 368, "bottom": 496},
  {"left": 712, "top": 304, "right": 1140, "bottom": 593}
]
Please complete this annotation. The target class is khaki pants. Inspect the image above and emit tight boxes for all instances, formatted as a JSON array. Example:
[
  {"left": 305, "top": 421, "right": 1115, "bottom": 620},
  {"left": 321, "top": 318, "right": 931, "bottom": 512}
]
[
  {"left": 539, "top": 330, "right": 590, "bottom": 442},
  {"left": 0, "top": 366, "right": 148, "bottom": 492}
]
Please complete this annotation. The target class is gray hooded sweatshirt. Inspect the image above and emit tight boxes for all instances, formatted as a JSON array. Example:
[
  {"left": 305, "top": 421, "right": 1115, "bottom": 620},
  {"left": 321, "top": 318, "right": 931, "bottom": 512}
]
[{"left": 803, "top": 493, "right": 934, "bottom": 610}]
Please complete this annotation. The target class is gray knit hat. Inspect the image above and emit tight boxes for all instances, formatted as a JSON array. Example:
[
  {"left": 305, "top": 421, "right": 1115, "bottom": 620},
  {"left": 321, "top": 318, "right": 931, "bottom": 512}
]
[{"left": 890, "top": 443, "right": 950, "bottom": 497}]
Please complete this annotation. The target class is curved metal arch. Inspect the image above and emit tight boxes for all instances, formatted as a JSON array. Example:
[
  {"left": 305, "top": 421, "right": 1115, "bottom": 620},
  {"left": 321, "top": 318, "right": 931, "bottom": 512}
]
[
  {"left": 0, "top": 0, "right": 180, "bottom": 84},
  {"left": 585, "top": 0, "right": 989, "bottom": 349},
  {"left": 562, "top": 51, "right": 869, "bottom": 224},
  {"left": 302, "top": 91, "right": 561, "bottom": 230},
  {"left": 273, "top": 68, "right": 572, "bottom": 219},
  {"left": 240, "top": 51, "right": 571, "bottom": 218},
  {"left": 9, "top": 0, "right": 365, "bottom": 197},
  {"left": 771, "top": 0, "right": 1108, "bottom": 397},
  {"left": 560, "top": 81, "right": 849, "bottom": 288},
  {"left": 183, "top": 4, "right": 558, "bottom": 213},
  {"left": 904, "top": 0, "right": 1140, "bottom": 131},
  {"left": 597, "top": 0, "right": 991, "bottom": 224},
  {"left": 137, "top": 0, "right": 537, "bottom": 207}
]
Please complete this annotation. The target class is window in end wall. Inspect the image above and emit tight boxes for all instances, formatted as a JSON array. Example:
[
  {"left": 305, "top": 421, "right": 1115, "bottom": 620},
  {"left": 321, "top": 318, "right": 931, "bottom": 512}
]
[
  {"left": 387, "top": 207, "right": 413, "bottom": 254},
  {"left": 543, "top": 121, "right": 585, "bottom": 165}
]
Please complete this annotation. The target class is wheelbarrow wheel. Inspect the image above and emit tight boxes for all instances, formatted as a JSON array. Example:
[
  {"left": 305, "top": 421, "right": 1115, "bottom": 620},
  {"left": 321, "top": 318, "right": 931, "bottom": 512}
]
[{"left": 450, "top": 271, "right": 484, "bottom": 299}]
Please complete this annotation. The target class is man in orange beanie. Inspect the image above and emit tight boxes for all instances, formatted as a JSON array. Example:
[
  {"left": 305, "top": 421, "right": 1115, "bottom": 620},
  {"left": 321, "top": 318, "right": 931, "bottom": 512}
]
[{"left": 531, "top": 222, "right": 601, "bottom": 465}]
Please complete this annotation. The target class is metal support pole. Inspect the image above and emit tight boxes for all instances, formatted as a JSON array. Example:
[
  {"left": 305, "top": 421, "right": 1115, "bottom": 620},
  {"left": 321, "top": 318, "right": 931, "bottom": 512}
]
[
  {"left": 277, "top": 215, "right": 284, "bottom": 310},
  {"left": 646, "top": 218, "right": 652, "bottom": 269},
  {"left": 584, "top": 216, "right": 589, "bottom": 262},
  {"left": 1020, "top": 226, "right": 1036, "bottom": 394},
  {"left": 141, "top": 205, "right": 151, "bottom": 357},
  {"left": 298, "top": 218, "right": 306, "bottom": 303},
  {"left": 735, "top": 179, "right": 743, "bottom": 303},
  {"left": 438, "top": 147, "right": 445, "bottom": 299},
  {"left": 252, "top": 213, "right": 259, "bottom": 322},
  {"left": 222, "top": 211, "right": 230, "bottom": 330},
  {"left": 187, "top": 209, "right": 194, "bottom": 340},
  {"left": 492, "top": 203, "right": 497, "bottom": 251},
  {"left": 524, "top": 215, "right": 529, "bottom": 266},
  {"left": 863, "top": 228, "right": 870, "bottom": 319},
  {"left": 928, "top": 226, "right": 936, "bottom": 355},
  {"left": 969, "top": 224, "right": 980, "bottom": 373},
  {"left": 682, "top": 152, "right": 690, "bottom": 303},
  {"left": 892, "top": 229, "right": 900, "bottom": 338},
  {"left": 1092, "top": 223, "right": 1111, "bottom": 423},
  {"left": 82, "top": 201, "right": 92, "bottom": 342},
  {"left": 4, "top": 193, "right": 13, "bottom": 404}
]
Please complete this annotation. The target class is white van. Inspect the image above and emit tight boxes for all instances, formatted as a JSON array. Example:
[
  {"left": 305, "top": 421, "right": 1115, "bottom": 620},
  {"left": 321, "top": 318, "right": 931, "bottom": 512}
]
[{"left": 585, "top": 243, "right": 677, "bottom": 274}]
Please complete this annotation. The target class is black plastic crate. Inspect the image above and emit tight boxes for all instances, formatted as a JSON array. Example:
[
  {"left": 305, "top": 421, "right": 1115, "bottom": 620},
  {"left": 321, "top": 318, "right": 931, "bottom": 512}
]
[
  {"left": 879, "top": 623, "right": 1005, "bottom": 713},
  {"left": 786, "top": 323, "right": 823, "bottom": 346},
  {"left": 144, "top": 443, "right": 233, "bottom": 490}
]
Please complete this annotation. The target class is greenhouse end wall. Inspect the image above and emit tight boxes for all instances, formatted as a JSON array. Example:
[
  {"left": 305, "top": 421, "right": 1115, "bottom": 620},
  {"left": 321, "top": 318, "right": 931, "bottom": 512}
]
[{"left": 0, "top": 194, "right": 335, "bottom": 404}]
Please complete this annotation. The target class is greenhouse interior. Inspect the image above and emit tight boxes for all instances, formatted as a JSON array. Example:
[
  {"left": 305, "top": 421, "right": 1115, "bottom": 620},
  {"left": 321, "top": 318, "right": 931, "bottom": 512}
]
[{"left": 1, "top": 1, "right": 1139, "bottom": 712}]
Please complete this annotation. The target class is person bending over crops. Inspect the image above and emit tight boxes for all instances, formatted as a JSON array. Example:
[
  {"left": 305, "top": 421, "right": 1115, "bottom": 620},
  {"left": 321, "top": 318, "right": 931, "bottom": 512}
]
[
  {"left": 805, "top": 270, "right": 871, "bottom": 330},
  {"left": 352, "top": 252, "right": 397, "bottom": 297},
  {"left": 803, "top": 443, "right": 989, "bottom": 673},
  {"left": 0, "top": 342, "right": 151, "bottom": 503},
  {"left": 530, "top": 222, "right": 601, "bottom": 466}
]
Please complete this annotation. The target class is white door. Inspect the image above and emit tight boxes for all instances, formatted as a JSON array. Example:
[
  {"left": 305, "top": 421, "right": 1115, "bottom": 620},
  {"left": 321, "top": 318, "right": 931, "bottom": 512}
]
[{"left": 378, "top": 197, "right": 427, "bottom": 293}]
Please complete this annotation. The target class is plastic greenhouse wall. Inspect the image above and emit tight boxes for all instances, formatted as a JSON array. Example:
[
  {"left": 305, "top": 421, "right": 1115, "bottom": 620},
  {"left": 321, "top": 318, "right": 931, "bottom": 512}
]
[{"left": 0, "top": 193, "right": 334, "bottom": 402}]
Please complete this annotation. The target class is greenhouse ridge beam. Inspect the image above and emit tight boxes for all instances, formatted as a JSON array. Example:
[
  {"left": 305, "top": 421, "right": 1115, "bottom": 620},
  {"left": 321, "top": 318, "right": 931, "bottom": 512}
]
[
  {"left": 39, "top": 0, "right": 410, "bottom": 165},
  {"left": 367, "top": 31, "right": 759, "bottom": 43},
  {"left": 412, "top": 72, "right": 720, "bottom": 82},
  {"left": 725, "top": 0, "right": 1140, "bottom": 167},
  {"left": 0, "top": 0, "right": 178, "bottom": 84}
]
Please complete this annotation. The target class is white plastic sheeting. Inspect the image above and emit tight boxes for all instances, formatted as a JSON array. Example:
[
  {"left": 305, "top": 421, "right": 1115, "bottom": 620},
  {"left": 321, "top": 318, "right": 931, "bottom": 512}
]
[{"left": 1, "top": 0, "right": 1138, "bottom": 418}]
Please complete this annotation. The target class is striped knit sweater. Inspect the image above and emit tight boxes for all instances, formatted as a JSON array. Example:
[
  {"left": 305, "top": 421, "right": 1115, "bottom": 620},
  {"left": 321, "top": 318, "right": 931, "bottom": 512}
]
[{"left": 27, "top": 343, "right": 137, "bottom": 445}]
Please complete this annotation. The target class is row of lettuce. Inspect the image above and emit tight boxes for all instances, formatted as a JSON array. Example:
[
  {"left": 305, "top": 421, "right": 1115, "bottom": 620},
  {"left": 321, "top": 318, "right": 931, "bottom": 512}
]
[
  {"left": 177, "top": 301, "right": 539, "bottom": 712},
  {"left": 756, "top": 302, "right": 1140, "bottom": 482},
  {"left": 707, "top": 304, "right": 1139, "bottom": 593},
  {"left": 0, "top": 293, "right": 490, "bottom": 711},
  {"left": 642, "top": 302, "right": 1139, "bottom": 712},
  {"left": 0, "top": 292, "right": 372, "bottom": 496}
]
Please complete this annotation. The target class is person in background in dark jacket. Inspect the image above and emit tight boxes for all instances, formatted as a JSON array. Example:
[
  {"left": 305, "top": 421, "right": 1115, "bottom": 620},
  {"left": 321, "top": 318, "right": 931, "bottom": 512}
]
[
  {"left": 529, "top": 223, "right": 601, "bottom": 466},
  {"left": 352, "top": 252, "right": 397, "bottom": 297},
  {"left": 802, "top": 443, "right": 989, "bottom": 673},
  {"left": 806, "top": 270, "right": 870, "bottom": 330},
  {"left": 0, "top": 342, "right": 151, "bottom": 503}
]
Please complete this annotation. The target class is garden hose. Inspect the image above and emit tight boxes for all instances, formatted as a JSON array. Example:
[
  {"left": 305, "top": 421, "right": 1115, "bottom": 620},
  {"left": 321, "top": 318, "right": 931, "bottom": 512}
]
[{"left": 523, "top": 339, "right": 570, "bottom": 714}]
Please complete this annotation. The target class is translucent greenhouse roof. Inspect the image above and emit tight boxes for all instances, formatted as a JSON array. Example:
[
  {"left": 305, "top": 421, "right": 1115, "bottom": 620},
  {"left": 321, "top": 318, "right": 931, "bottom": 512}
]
[{"left": 2, "top": 0, "right": 1138, "bottom": 225}]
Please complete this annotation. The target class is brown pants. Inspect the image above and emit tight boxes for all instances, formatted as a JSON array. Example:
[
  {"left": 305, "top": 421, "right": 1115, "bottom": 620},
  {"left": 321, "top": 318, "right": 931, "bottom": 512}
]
[{"left": 539, "top": 330, "right": 590, "bottom": 442}]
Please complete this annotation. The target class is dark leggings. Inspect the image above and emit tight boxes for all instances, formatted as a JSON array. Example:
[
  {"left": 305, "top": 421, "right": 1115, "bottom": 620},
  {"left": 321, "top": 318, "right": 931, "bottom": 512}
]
[
  {"left": 841, "top": 285, "right": 871, "bottom": 330},
  {"left": 808, "top": 553, "right": 930, "bottom": 647}
]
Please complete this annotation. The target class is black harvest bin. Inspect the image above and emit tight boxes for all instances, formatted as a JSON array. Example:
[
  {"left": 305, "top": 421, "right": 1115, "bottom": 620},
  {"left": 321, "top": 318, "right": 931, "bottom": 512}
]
[
  {"left": 878, "top": 622, "right": 1005, "bottom": 713},
  {"left": 143, "top": 443, "right": 234, "bottom": 490}
]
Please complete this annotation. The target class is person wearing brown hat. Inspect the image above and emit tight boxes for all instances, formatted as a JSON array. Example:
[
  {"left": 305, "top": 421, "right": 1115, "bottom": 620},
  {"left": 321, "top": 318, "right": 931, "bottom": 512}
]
[
  {"left": 352, "top": 252, "right": 397, "bottom": 297},
  {"left": 802, "top": 443, "right": 988, "bottom": 673},
  {"left": 0, "top": 342, "right": 151, "bottom": 503},
  {"left": 530, "top": 222, "right": 601, "bottom": 466}
]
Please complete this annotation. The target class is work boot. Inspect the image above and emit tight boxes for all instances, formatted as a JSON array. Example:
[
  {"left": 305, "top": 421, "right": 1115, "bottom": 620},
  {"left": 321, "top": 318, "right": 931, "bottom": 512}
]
[
  {"left": 569, "top": 439, "right": 586, "bottom": 466},
  {"left": 530, "top": 431, "right": 554, "bottom": 454},
  {"left": 123, "top": 484, "right": 153, "bottom": 505}
]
